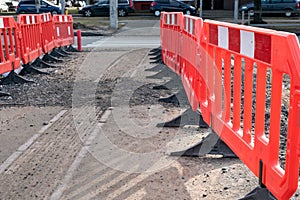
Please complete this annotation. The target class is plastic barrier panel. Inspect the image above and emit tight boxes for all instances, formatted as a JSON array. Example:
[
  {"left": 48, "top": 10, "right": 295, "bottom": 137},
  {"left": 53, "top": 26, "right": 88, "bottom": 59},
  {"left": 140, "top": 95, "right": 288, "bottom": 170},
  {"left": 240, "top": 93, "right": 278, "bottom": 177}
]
[
  {"left": 40, "top": 13, "right": 56, "bottom": 54},
  {"left": 0, "top": 17, "right": 21, "bottom": 74},
  {"left": 53, "top": 15, "right": 74, "bottom": 47},
  {"left": 17, "top": 14, "right": 43, "bottom": 64},
  {"left": 201, "top": 20, "right": 300, "bottom": 200},
  {"left": 180, "top": 15, "right": 203, "bottom": 111},
  {"left": 160, "top": 12, "right": 183, "bottom": 75}
]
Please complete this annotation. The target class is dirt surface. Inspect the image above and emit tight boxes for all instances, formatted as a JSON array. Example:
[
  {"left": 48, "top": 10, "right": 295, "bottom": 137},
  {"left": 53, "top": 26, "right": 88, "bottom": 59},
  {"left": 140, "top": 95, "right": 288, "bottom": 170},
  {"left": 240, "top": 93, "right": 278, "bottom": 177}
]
[{"left": 0, "top": 19, "right": 300, "bottom": 200}]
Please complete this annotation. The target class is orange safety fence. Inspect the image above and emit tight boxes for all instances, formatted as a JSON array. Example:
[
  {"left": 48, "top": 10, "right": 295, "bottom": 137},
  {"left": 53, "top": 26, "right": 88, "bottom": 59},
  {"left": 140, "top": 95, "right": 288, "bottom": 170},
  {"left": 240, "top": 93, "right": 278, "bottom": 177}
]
[
  {"left": 40, "top": 13, "right": 56, "bottom": 54},
  {"left": 0, "top": 17, "right": 21, "bottom": 75},
  {"left": 160, "top": 12, "right": 183, "bottom": 75},
  {"left": 0, "top": 13, "right": 74, "bottom": 76},
  {"left": 17, "top": 14, "right": 43, "bottom": 64},
  {"left": 160, "top": 12, "right": 300, "bottom": 200},
  {"left": 53, "top": 15, "right": 74, "bottom": 47}
]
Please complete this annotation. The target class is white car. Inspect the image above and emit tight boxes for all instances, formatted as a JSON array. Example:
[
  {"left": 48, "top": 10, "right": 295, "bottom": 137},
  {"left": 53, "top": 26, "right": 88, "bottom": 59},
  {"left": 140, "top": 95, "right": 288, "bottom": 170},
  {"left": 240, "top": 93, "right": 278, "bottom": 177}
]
[{"left": 0, "top": 1, "right": 8, "bottom": 12}]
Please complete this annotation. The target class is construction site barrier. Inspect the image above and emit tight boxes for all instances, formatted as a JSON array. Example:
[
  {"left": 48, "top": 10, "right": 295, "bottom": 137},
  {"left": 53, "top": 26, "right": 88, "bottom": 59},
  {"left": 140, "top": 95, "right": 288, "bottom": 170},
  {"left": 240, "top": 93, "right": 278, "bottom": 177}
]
[
  {"left": 40, "top": 13, "right": 56, "bottom": 54},
  {"left": 0, "top": 17, "right": 21, "bottom": 75},
  {"left": 53, "top": 15, "right": 74, "bottom": 47},
  {"left": 160, "top": 12, "right": 183, "bottom": 75},
  {"left": 17, "top": 14, "right": 43, "bottom": 64},
  {"left": 160, "top": 12, "right": 300, "bottom": 200}
]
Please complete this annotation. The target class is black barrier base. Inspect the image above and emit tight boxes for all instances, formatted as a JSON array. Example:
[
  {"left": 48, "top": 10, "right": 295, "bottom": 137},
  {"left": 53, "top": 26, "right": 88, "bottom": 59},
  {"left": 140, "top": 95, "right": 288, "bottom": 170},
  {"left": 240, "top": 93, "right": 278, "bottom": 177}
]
[
  {"left": 51, "top": 49, "right": 69, "bottom": 58},
  {"left": 0, "top": 91, "right": 10, "bottom": 97},
  {"left": 33, "top": 58, "right": 59, "bottom": 68},
  {"left": 145, "top": 64, "right": 166, "bottom": 72},
  {"left": 149, "top": 47, "right": 161, "bottom": 54},
  {"left": 66, "top": 45, "right": 79, "bottom": 52},
  {"left": 146, "top": 67, "right": 176, "bottom": 79},
  {"left": 43, "top": 53, "right": 64, "bottom": 63},
  {"left": 239, "top": 187, "right": 276, "bottom": 200},
  {"left": 58, "top": 47, "right": 72, "bottom": 56},
  {"left": 158, "top": 88, "right": 189, "bottom": 106},
  {"left": 157, "top": 107, "right": 209, "bottom": 128},
  {"left": 171, "top": 131, "right": 237, "bottom": 158},
  {"left": 149, "top": 54, "right": 162, "bottom": 60},
  {"left": 20, "top": 65, "right": 49, "bottom": 75},
  {"left": 0, "top": 71, "right": 33, "bottom": 85},
  {"left": 150, "top": 59, "right": 163, "bottom": 64}
]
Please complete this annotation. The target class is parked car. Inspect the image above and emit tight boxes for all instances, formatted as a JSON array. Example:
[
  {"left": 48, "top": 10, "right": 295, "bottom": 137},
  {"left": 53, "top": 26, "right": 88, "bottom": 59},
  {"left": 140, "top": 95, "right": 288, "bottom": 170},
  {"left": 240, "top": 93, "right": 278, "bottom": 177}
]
[
  {"left": 78, "top": 0, "right": 134, "bottom": 17},
  {"left": 16, "top": 0, "right": 62, "bottom": 14},
  {"left": 150, "top": 0, "right": 196, "bottom": 17},
  {"left": 239, "top": 0, "right": 300, "bottom": 17},
  {"left": 0, "top": 1, "right": 9, "bottom": 12},
  {"left": 5, "top": 0, "right": 19, "bottom": 11}
]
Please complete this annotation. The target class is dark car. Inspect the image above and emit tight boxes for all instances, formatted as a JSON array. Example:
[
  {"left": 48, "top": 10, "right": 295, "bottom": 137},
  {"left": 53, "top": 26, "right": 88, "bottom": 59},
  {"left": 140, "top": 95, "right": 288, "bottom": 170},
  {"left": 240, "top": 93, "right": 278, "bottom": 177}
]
[
  {"left": 240, "top": 0, "right": 300, "bottom": 17},
  {"left": 150, "top": 0, "right": 196, "bottom": 17},
  {"left": 78, "top": 0, "right": 135, "bottom": 17},
  {"left": 16, "top": 0, "right": 62, "bottom": 14}
]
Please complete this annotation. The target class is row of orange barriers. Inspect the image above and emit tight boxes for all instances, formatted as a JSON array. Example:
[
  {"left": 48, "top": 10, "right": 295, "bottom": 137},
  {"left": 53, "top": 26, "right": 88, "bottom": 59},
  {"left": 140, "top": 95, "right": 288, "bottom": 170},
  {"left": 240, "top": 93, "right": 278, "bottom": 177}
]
[
  {"left": 160, "top": 12, "right": 300, "bottom": 200},
  {"left": 0, "top": 13, "right": 74, "bottom": 78}
]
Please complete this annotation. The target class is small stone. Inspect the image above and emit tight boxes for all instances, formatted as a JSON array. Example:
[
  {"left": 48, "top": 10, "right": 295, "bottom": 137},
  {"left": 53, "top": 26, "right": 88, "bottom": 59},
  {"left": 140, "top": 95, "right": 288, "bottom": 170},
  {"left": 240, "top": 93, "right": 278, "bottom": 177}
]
[{"left": 43, "top": 121, "right": 49, "bottom": 125}]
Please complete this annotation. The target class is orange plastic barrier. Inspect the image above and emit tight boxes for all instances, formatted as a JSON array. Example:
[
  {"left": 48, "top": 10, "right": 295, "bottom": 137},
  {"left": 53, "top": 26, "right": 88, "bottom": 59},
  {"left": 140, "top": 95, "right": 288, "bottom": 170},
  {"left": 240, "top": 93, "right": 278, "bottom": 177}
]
[
  {"left": 40, "top": 13, "right": 56, "bottom": 54},
  {"left": 180, "top": 15, "right": 203, "bottom": 111},
  {"left": 0, "top": 17, "right": 21, "bottom": 75},
  {"left": 160, "top": 12, "right": 183, "bottom": 75},
  {"left": 53, "top": 15, "right": 74, "bottom": 47},
  {"left": 18, "top": 14, "right": 43, "bottom": 65},
  {"left": 160, "top": 12, "right": 300, "bottom": 200}
]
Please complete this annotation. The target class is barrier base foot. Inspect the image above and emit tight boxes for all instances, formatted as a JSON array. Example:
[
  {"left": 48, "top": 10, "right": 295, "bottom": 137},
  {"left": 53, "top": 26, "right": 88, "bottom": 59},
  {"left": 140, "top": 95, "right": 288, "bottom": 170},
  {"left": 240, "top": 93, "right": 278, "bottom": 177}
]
[
  {"left": 153, "top": 77, "right": 181, "bottom": 90},
  {"left": 0, "top": 71, "right": 34, "bottom": 85},
  {"left": 58, "top": 47, "right": 72, "bottom": 55},
  {"left": 0, "top": 91, "right": 10, "bottom": 97},
  {"left": 158, "top": 88, "right": 188, "bottom": 106},
  {"left": 157, "top": 107, "right": 208, "bottom": 128},
  {"left": 149, "top": 47, "right": 161, "bottom": 54},
  {"left": 150, "top": 59, "right": 163, "bottom": 64},
  {"left": 149, "top": 54, "right": 162, "bottom": 60},
  {"left": 170, "top": 131, "right": 237, "bottom": 158},
  {"left": 239, "top": 187, "right": 276, "bottom": 200},
  {"left": 146, "top": 67, "right": 175, "bottom": 79},
  {"left": 43, "top": 53, "right": 64, "bottom": 63},
  {"left": 51, "top": 49, "right": 69, "bottom": 58},
  {"left": 145, "top": 64, "right": 165, "bottom": 72},
  {"left": 20, "top": 65, "right": 49, "bottom": 75},
  {"left": 66, "top": 45, "right": 79, "bottom": 52},
  {"left": 33, "top": 58, "right": 59, "bottom": 68}
]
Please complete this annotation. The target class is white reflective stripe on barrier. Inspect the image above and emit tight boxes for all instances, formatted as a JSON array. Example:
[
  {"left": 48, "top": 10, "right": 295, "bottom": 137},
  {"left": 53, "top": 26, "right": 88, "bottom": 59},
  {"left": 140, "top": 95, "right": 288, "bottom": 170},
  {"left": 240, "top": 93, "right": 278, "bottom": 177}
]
[
  {"left": 68, "top": 26, "right": 71, "bottom": 35},
  {"left": 0, "top": 18, "right": 4, "bottom": 28},
  {"left": 240, "top": 30, "right": 255, "bottom": 58},
  {"left": 59, "top": 16, "right": 63, "bottom": 22},
  {"left": 43, "top": 14, "right": 47, "bottom": 22},
  {"left": 56, "top": 27, "right": 60, "bottom": 36},
  {"left": 185, "top": 17, "right": 188, "bottom": 32},
  {"left": 172, "top": 14, "right": 175, "bottom": 25},
  {"left": 218, "top": 26, "right": 228, "bottom": 49},
  {"left": 26, "top": 15, "right": 30, "bottom": 24},
  {"left": 32, "top": 16, "right": 35, "bottom": 24},
  {"left": 64, "top": 16, "right": 68, "bottom": 22},
  {"left": 189, "top": 18, "right": 193, "bottom": 34},
  {"left": 167, "top": 14, "right": 170, "bottom": 24}
]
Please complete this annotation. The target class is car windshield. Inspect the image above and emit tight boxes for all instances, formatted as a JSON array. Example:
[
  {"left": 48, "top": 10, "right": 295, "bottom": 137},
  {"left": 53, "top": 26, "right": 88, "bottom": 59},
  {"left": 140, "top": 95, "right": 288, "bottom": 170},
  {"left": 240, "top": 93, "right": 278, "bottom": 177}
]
[
  {"left": 96, "top": 0, "right": 108, "bottom": 5},
  {"left": 43, "top": 0, "right": 56, "bottom": 6}
]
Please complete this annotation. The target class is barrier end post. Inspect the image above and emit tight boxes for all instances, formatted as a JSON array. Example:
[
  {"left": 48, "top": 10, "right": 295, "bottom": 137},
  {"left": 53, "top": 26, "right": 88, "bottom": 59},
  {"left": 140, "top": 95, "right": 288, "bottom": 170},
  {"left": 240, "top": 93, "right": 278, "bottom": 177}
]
[{"left": 77, "top": 30, "right": 82, "bottom": 52}]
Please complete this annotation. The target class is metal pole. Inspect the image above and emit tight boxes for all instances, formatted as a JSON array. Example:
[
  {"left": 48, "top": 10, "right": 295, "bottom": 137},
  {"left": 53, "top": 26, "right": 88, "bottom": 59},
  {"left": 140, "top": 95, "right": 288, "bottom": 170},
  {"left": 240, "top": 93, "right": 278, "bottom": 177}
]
[
  {"left": 110, "top": 0, "right": 118, "bottom": 29},
  {"left": 199, "top": 0, "right": 203, "bottom": 17},
  {"left": 242, "top": 10, "right": 244, "bottom": 24},
  {"left": 234, "top": 0, "right": 238, "bottom": 24}
]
